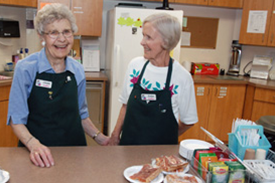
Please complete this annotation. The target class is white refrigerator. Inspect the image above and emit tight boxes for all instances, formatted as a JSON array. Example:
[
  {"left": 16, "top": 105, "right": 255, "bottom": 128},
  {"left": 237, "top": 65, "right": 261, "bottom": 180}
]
[{"left": 105, "top": 7, "right": 183, "bottom": 135}]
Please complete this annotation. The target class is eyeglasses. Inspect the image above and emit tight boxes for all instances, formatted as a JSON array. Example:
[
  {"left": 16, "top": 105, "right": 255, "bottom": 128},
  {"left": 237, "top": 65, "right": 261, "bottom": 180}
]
[{"left": 43, "top": 29, "right": 73, "bottom": 39}]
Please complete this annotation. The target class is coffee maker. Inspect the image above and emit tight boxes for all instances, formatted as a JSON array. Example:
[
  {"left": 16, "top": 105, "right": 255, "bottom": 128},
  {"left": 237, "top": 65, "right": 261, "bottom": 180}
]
[{"left": 227, "top": 40, "right": 242, "bottom": 76}]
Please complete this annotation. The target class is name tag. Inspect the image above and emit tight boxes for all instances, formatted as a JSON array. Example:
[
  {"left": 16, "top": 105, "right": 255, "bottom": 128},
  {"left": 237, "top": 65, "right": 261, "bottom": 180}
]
[
  {"left": 141, "top": 94, "right": 157, "bottom": 101},
  {"left": 35, "top": 79, "right": 52, "bottom": 89}
]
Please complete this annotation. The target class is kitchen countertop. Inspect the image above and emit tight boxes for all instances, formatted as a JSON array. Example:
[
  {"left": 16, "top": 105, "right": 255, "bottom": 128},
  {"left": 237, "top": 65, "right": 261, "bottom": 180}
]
[
  {"left": 0, "top": 145, "right": 191, "bottom": 183},
  {"left": 0, "top": 71, "right": 108, "bottom": 87},
  {"left": 1, "top": 73, "right": 275, "bottom": 90},
  {"left": 85, "top": 71, "right": 108, "bottom": 81},
  {"left": 193, "top": 75, "right": 275, "bottom": 90}
]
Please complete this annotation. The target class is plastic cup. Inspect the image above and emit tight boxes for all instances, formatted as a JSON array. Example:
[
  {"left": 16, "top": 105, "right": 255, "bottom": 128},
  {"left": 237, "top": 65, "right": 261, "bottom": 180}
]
[
  {"left": 244, "top": 149, "right": 255, "bottom": 160},
  {"left": 255, "top": 149, "right": 266, "bottom": 160}
]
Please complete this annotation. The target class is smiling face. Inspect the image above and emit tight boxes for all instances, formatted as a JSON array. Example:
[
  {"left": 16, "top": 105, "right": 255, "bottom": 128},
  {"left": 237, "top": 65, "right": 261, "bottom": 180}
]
[
  {"left": 41, "top": 19, "right": 73, "bottom": 62},
  {"left": 140, "top": 22, "right": 167, "bottom": 61}
]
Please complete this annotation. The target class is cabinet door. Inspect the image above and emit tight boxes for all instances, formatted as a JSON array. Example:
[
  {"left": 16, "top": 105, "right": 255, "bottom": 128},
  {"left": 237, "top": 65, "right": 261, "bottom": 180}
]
[
  {"left": 0, "top": 0, "right": 11, "bottom": 5},
  {"left": 71, "top": 0, "right": 103, "bottom": 36},
  {"left": 251, "top": 88, "right": 275, "bottom": 121},
  {"left": 268, "top": 0, "right": 275, "bottom": 46},
  {"left": 0, "top": 101, "right": 18, "bottom": 147},
  {"left": 208, "top": 0, "right": 243, "bottom": 8},
  {"left": 207, "top": 85, "right": 246, "bottom": 143},
  {"left": 178, "top": 84, "right": 212, "bottom": 142},
  {"left": 251, "top": 101, "right": 275, "bottom": 122},
  {"left": 10, "top": 0, "right": 37, "bottom": 7},
  {"left": 37, "top": 0, "right": 70, "bottom": 9},
  {"left": 239, "top": 0, "right": 274, "bottom": 46},
  {"left": 174, "top": 0, "right": 208, "bottom": 5}
]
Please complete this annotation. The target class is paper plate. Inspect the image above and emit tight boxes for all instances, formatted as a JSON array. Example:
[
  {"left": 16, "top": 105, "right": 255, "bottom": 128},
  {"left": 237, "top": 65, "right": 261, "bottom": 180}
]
[
  {"left": 179, "top": 139, "right": 214, "bottom": 160},
  {"left": 0, "top": 170, "right": 10, "bottom": 183}
]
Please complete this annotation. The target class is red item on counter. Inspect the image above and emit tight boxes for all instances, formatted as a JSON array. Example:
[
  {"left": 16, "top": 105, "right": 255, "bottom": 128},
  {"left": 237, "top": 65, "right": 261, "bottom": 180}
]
[{"left": 191, "top": 63, "right": 220, "bottom": 75}]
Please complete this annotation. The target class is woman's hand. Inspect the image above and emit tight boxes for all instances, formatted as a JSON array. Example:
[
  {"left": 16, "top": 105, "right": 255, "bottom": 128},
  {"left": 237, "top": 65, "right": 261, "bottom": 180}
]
[
  {"left": 10, "top": 122, "right": 54, "bottom": 168},
  {"left": 27, "top": 138, "right": 55, "bottom": 168},
  {"left": 94, "top": 133, "right": 110, "bottom": 146},
  {"left": 108, "top": 104, "right": 127, "bottom": 146},
  {"left": 108, "top": 133, "right": 120, "bottom": 145}
]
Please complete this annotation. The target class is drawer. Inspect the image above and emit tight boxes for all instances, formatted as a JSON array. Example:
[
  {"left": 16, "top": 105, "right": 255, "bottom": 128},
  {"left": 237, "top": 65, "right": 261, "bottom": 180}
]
[
  {"left": 0, "top": 85, "right": 11, "bottom": 101},
  {"left": 254, "top": 88, "right": 275, "bottom": 103}
]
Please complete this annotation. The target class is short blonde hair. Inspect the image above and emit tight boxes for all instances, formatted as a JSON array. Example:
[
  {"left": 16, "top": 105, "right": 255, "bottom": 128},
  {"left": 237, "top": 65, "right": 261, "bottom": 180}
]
[
  {"left": 34, "top": 3, "right": 78, "bottom": 35},
  {"left": 143, "top": 13, "right": 181, "bottom": 51}
]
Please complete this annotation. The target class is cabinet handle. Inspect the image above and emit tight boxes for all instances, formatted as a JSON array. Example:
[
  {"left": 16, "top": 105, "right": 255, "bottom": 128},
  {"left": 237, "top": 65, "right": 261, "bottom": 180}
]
[
  {"left": 271, "top": 34, "right": 274, "bottom": 44},
  {"left": 262, "top": 35, "right": 265, "bottom": 43},
  {"left": 215, "top": 87, "right": 218, "bottom": 97},
  {"left": 207, "top": 87, "right": 210, "bottom": 96}
]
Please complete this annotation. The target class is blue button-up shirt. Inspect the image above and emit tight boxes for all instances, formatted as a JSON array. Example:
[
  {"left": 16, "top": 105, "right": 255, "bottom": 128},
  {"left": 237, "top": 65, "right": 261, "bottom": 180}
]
[{"left": 7, "top": 48, "right": 89, "bottom": 125}]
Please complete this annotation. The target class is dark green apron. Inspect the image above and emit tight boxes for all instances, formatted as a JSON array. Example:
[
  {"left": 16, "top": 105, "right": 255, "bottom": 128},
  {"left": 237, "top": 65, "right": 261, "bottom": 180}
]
[
  {"left": 120, "top": 58, "right": 178, "bottom": 145},
  {"left": 19, "top": 71, "right": 86, "bottom": 146}
]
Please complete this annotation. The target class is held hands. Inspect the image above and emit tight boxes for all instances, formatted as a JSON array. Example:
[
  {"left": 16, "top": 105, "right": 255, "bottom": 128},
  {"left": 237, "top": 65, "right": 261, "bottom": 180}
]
[
  {"left": 108, "top": 133, "right": 120, "bottom": 145},
  {"left": 94, "top": 133, "right": 110, "bottom": 146},
  {"left": 26, "top": 137, "right": 54, "bottom": 168}
]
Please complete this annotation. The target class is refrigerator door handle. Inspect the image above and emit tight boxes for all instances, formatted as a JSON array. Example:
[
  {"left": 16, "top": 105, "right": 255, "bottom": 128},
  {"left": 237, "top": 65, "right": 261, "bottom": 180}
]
[{"left": 113, "top": 44, "right": 121, "bottom": 87}]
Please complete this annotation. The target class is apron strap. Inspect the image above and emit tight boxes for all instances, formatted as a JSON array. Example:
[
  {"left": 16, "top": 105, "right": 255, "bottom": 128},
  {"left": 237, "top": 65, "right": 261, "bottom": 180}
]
[
  {"left": 137, "top": 58, "right": 173, "bottom": 90},
  {"left": 165, "top": 57, "right": 173, "bottom": 90},
  {"left": 137, "top": 60, "right": 150, "bottom": 84}
]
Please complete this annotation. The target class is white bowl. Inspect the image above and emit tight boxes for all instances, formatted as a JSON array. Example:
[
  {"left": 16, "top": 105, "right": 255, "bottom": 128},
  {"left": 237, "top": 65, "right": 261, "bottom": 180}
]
[{"left": 179, "top": 139, "right": 214, "bottom": 160}]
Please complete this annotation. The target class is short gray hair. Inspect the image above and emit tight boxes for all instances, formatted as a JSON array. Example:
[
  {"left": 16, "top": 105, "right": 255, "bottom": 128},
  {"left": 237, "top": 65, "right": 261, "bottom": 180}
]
[
  {"left": 143, "top": 13, "right": 181, "bottom": 51},
  {"left": 34, "top": 3, "right": 78, "bottom": 35}
]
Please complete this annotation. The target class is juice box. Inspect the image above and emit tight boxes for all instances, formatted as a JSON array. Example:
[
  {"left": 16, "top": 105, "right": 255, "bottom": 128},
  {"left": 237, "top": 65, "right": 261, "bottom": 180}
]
[
  {"left": 209, "top": 162, "right": 229, "bottom": 183},
  {"left": 225, "top": 161, "right": 245, "bottom": 183}
]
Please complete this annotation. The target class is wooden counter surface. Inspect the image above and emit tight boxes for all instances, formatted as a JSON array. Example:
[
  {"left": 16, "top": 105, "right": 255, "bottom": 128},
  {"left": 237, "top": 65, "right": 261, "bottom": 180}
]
[
  {"left": 193, "top": 75, "right": 275, "bottom": 90},
  {"left": 0, "top": 79, "right": 12, "bottom": 87},
  {"left": 85, "top": 71, "right": 108, "bottom": 81},
  {"left": 0, "top": 145, "right": 188, "bottom": 183}
]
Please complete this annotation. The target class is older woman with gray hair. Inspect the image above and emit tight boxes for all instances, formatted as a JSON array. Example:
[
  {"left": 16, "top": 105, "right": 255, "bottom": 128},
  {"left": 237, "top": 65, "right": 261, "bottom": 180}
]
[
  {"left": 109, "top": 13, "right": 198, "bottom": 145},
  {"left": 7, "top": 3, "right": 109, "bottom": 168}
]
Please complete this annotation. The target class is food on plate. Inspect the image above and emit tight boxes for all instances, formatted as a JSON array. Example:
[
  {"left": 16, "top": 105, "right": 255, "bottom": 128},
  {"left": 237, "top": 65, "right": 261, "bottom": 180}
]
[
  {"left": 130, "top": 164, "right": 162, "bottom": 183},
  {"left": 166, "top": 174, "right": 199, "bottom": 183},
  {"left": 155, "top": 155, "right": 188, "bottom": 172}
]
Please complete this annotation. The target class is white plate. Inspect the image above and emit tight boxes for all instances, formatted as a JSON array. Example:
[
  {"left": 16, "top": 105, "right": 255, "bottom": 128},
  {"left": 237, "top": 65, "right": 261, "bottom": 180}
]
[
  {"left": 179, "top": 139, "right": 214, "bottom": 160},
  {"left": 124, "top": 165, "right": 164, "bottom": 183},
  {"left": 163, "top": 173, "right": 202, "bottom": 183},
  {"left": 0, "top": 170, "right": 10, "bottom": 183},
  {"left": 162, "top": 164, "right": 190, "bottom": 175}
]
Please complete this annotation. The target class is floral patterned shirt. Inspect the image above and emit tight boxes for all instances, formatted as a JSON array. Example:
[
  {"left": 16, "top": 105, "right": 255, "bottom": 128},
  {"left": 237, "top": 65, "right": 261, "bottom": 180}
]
[{"left": 119, "top": 56, "right": 198, "bottom": 125}]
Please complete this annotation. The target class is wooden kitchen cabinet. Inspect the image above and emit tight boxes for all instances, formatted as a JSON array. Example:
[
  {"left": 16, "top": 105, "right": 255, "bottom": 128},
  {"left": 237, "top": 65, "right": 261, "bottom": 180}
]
[
  {"left": 0, "top": 0, "right": 36, "bottom": 7},
  {"left": 140, "top": 0, "right": 175, "bottom": 2},
  {"left": 71, "top": 0, "right": 103, "bottom": 36},
  {"left": 244, "top": 87, "right": 275, "bottom": 122},
  {"left": 38, "top": 0, "right": 103, "bottom": 36},
  {"left": 178, "top": 84, "right": 211, "bottom": 141},
  {"left": 174, "top": 0, "right": 207, "bottom": 5},
  {"left": 239, "top": 0, "right": 275, "bottom": 46},
  {"left": 0, "top": 85, "right": 18, "bottom": 147},
  {"left": 208, "top": 0, "right": 243, "bottom": 8},
  {"left": 174, "top": 0, "right": 243, "bottom": 8},
  {"left": 179, "top": 84, "right": 246, "bottom": 143}
]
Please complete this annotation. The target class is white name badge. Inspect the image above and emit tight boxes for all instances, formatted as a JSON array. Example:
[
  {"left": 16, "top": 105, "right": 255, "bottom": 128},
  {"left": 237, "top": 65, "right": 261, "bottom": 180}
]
[
  {"left": 35, "top": 79, "right": 52, "bottom": 89},
  {"left": 141, "top": 94, "right": 157, "bottom": 101}
]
